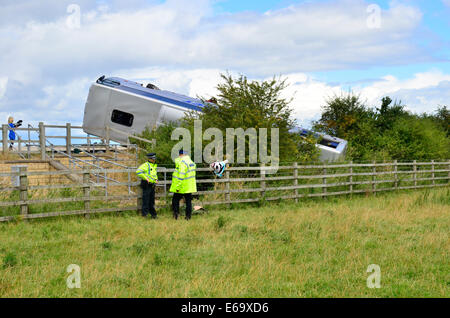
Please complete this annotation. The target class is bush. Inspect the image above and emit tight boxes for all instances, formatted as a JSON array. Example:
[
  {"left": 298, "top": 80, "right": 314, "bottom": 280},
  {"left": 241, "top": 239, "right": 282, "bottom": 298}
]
[
  {"left": 314, "top": 93, "right": 450, "bottom": 161},
  {"left": 378, "top": 116, "right": 450, "bottom": 161}
]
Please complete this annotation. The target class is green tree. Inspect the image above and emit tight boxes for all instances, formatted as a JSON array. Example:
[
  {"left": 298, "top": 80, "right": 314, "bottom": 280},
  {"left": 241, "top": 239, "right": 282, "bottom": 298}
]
[
  {"left": 375, "top": 96, "right": 408, "bottom": 132},
  {"left": 425, "top": 106, "right": 449, "bottom": 137},
  {"left": 313, "top": 92, "right": 372, "bottom": 140},
  {"left": 313, "top": 92, "right": 378, "bottom": 161},
  {"left": 378, "top": 117, "right": 450, "bottom": 161}
]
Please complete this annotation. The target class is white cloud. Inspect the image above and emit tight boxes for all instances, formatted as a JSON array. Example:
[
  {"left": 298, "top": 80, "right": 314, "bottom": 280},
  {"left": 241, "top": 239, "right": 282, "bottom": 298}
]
[
  {"left": 116, "top": 67, "right": 223, "bottom": 98},
  {"left": 0, "top": 0, "right": 427, "bottom": 85},
  {"left": 387, "top": 81, "right": 450, "bottom": 113},
  {"left": 0, "top": 77, "right": 8, "bottom": 99},
  {"left": 359, "top": 70, "right": 450, "bottom": 105}
]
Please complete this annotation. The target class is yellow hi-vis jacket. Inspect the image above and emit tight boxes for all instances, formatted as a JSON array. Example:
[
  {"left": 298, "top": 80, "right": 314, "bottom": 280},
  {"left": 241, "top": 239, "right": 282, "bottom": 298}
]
[
  {"left": 169, "top": 155, "right": 197, "bottom": 193},
  {"left": 136, "top": 161, "right": 158, "bottom": 184}
]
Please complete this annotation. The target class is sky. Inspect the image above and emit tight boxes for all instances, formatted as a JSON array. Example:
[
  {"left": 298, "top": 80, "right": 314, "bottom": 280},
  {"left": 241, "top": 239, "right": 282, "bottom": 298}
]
[{"left": 0, "top": 0, "right": 449, "bottom": 130}]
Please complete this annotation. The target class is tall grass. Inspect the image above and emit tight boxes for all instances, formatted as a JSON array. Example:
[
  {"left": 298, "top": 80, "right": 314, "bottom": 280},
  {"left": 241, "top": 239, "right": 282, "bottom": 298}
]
[{"left": 0, "top": 187, "right": 448, "bottom": 297}]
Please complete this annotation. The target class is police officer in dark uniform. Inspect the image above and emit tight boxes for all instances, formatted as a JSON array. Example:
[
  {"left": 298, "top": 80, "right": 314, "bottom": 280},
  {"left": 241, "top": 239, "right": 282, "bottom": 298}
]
[{"left": 136, "top": 153, "right": 158, "bottom": 219}]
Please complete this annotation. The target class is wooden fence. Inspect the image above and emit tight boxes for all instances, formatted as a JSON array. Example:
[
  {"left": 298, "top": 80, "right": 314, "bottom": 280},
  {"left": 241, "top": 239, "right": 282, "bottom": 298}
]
[
  {"left": 2, "top": 123, "right": 95, "bottom": 158},
  {"left": 0, "top": 160, "right": 449, "bottom": 222},
  {"left": 1, "top": 122, "right": 154, "bottom": 158}
]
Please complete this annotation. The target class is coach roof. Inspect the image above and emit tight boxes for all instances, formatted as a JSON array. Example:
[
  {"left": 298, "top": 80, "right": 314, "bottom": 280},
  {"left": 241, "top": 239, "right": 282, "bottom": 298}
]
[{"left": 96, "top": 76, "right": 205, "bottom": 111}]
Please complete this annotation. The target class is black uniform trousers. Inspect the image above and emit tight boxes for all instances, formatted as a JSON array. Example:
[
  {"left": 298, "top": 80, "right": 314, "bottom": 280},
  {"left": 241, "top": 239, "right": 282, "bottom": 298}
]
[
  {"left": 141, "top": 180, "right": 156, "bottom": 217},
  {"left": 172, "top": 192, "right": 192, "bottom": 219}
]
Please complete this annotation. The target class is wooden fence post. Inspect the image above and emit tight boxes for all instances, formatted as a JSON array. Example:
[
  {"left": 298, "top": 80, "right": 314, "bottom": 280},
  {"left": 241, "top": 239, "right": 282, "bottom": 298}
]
[
  {"left": 163, "top": 167, "right": 168, "bottom": 207},
  {"left": 448, "top": 160, "right": 450, "bottom": 185},
  {"left": 83, "top": 170, "right": 90, "bottom": 218},
  {"left": 137, "top": 182, "right": 142, "bottom": 215},
  {"left": 260, "top": 164, "right": 266, "bottom": 201},
  {"left": 394, "top": 160, "right": 398, "bottom": 190},
  {"left": 87, "top": 134, "right": 91, "bottom": 153},
  {"left": 372, "top": 160, "right": 376, "bottom": 196},
  {"left": 293, "top": 162, "right": 298, "bottom": 203},
  {"left": 322, "top": 167, "right": 327, "bottom": 199},
  {"left": 39, "top": 122, "right": 45, "bottom": 160},
  {"left": 27, "top": 124, "right": 31, "bottom": 159},
  {"left": 225, "top": 170, "right": 231, "bottom": 207},
  {"left": 17, "top": 136, "right": 22, "bottom": 154},
  {"left": 431, "top": 160, "right": 435, "bottom": 186},
  {"left": 19, "top": 166, "right": 28, "bottom": 219},
  {"left": 413, "top": 160, "right": 417, "bottom": 188},
  {"left": 105, "top": 126, "right": 110, "bottom": 153},
  {"left": 66, "top": 123, "right": 72, "bottom": 155},
  {"left": 349, "top": 161, "right": 353, "bottom": 197},
  {"left": 127, "top": 167, "right": 131, "bottom": 195},
  {"left": 2, "top": 124, "right": 8, "bottom": 154}
]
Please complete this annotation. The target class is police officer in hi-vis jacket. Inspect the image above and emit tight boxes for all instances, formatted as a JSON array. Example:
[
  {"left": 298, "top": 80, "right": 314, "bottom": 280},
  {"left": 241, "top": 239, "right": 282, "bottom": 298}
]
[
  {"left": 170, "top": 149, "right": 197, "bottom": 220},
  {"left": 136, "top": 153, "right": 158, "bottom": 218}
]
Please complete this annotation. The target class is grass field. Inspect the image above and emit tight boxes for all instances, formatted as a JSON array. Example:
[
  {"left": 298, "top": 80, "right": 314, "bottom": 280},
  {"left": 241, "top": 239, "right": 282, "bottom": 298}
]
[{"left": 0, "top": 187, "right": 448, "bottom": 298}]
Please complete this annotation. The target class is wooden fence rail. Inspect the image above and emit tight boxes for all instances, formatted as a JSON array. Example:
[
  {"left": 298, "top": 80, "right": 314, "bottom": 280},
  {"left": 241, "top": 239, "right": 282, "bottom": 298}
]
[{"left": 0, "top": 160, "right": 449, "bottom": 222}]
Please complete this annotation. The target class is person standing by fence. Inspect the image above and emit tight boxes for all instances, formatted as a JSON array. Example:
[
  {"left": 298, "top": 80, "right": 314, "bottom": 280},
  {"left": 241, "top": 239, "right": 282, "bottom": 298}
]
[
  {"left": 170, "top": 149, "right": 197, "bottom": 220},
  {"left": 136, "top": 153, "right": 158, "bottom": 219},
  {"left": 7, "top": 116, "right": 21, "bottom": 150}
]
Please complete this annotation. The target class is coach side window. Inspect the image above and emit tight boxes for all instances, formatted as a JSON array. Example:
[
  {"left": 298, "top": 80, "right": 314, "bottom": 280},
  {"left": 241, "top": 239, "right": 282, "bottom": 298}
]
[{"left": 111, "top": 109, "right": 134, "bottom": 127}]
